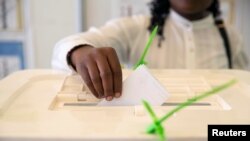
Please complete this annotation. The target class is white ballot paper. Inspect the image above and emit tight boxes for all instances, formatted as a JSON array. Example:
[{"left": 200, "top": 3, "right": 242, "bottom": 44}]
[{"left": 98, "top": 65, "right": 169, "bottom": 106}]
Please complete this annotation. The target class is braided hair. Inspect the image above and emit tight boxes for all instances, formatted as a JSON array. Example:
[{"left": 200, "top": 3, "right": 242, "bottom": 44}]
[{"left": 148, "top": 0, "right": 232, "bottom": 68}]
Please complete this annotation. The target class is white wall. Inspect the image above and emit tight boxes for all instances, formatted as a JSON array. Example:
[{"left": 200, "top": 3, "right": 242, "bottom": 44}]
[
  {"left": 83, "top": 0, "right": 150, "bottom": 30},
  {"left": 26, "top": 0, "right": 79, "bottom": 68},
  {"left": 83, "top": 0, "right": 118, "bottom": 29}
]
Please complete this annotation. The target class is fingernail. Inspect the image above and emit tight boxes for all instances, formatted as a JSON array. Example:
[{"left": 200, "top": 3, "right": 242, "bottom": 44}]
[
  {"left": 106, "top": 96, "right": 113, "bottom": 101},
  {"left": 115, "top": 92, "right": 121, "bottom": 98}
]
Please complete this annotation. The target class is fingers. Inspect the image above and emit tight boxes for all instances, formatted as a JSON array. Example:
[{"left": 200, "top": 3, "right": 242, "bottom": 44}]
[
  {"left": 96, "top": 54, "right": 114, "bottom": 101},
  {"left": 76, "top": 65, "right": 99, "bottom": 98},
  {"left": 73, "top": 47, "right": 122, "bottom": 101},
  {"left": 104, "top": 48, "right": 122, "bottom": 98},
  {"left": 86, "top": 61, "right": 104, "bottom": 98}
]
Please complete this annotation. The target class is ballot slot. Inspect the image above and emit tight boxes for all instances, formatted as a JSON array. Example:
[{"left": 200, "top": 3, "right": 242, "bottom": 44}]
[{"left": 49, "top": 74, "right": 231, "bottom": 110}]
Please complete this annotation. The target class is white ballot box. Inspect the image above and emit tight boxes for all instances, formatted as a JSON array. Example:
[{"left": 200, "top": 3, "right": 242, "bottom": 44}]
[{"left": 0, "top": 69, "right": 250, "bottom": 141}]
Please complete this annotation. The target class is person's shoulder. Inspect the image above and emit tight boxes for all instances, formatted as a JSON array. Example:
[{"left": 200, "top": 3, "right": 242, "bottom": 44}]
[
  {"left": 106, "top": 15, "right": 150, "bottom": 29},
  {"left": 113, "top": 15, "right": 149, "bottom": 23}
]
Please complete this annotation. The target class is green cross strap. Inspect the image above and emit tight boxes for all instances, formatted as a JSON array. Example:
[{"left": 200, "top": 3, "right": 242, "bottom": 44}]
[
  {"left": 143, "top": 79, "right": 237, "bottom": 141},
  {"left": 133, "top": 26, "right": 158, "bottom": 70}
]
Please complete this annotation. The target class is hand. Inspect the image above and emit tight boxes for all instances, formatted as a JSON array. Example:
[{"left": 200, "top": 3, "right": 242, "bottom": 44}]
[{"left": 71, "top": 45, "right": 122, "bottom": 101}]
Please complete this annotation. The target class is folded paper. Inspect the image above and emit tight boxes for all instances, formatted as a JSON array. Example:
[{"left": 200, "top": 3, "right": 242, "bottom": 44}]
[{"left": 98, "top": 65, "right": 169, "bottom": 106}]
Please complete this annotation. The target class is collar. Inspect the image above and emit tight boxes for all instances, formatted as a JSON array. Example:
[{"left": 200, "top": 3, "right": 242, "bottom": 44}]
[{"left": 169, "top": 9, "right": 214, "bottom": 29}]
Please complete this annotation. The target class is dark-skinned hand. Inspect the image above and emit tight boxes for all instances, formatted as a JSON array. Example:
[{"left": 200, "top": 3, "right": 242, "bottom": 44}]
[{"left": 71, "top": 45, "right": 122, "bottom": 101}]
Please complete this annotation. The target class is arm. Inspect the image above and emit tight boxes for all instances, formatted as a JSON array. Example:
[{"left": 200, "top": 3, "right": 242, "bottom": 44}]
[{"left": 52, "top": 15, "right": 147, "bottom": 100}]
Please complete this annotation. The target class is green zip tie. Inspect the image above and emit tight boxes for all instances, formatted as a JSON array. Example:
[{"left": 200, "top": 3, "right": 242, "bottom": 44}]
[
  {"left": 143, "top": 79, "right": 237, "bottom": 141},
  {"left": 143, "top": 100, "right": 165, "bottom": 141},
  {"left": 133, "top": 25, "right": 158, "bottom": 70}
]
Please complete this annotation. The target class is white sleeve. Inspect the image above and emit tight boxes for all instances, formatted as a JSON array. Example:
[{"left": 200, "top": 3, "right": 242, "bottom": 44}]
[
  {"left": 51, "top": 16, "right": 147, "bottom": 72},
  {"left": 227, "top": 25, "right": 249, "bottom": 70}
]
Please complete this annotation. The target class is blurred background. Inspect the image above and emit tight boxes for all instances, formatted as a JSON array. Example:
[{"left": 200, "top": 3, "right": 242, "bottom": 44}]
[{"left": 0, "top": 0, "right": 249, "bottom": 78}]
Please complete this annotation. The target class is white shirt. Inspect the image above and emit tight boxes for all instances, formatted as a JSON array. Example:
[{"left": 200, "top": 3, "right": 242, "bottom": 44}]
[{"left": 52, "top": 10, "right": 248, "bottom": 72}]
